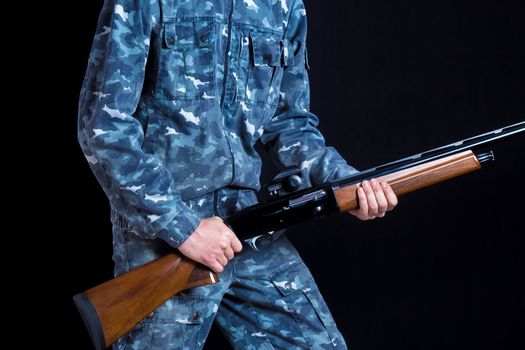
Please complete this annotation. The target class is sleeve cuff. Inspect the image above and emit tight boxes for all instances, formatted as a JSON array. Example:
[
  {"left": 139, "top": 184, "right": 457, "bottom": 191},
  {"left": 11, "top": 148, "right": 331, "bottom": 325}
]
[
  {"left": 158, "top": 208, "right": 202, "bottom": 248},
  {"left": 308, "top": 146, "right": 360, "bottom": 185},
  {"left": 325, "top": 163, "right": 359, "bottom": 183}
]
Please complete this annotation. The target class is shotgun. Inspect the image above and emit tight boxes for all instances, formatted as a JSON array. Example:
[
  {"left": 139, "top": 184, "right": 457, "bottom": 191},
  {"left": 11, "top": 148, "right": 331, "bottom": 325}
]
[{"left": 74, "top": 121, "right": 524, "bottom": 349}]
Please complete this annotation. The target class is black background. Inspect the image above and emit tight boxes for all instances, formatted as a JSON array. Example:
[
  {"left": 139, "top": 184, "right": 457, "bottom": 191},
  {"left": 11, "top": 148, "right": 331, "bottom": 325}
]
[{"left": 50, "top": 0, "right": 524, "bottom": 349}]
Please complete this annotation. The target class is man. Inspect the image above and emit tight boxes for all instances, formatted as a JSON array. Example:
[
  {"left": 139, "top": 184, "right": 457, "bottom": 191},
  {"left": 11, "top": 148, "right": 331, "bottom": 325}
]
[{"left": 78, "top": 0, "right": 398, "bottom": 349}]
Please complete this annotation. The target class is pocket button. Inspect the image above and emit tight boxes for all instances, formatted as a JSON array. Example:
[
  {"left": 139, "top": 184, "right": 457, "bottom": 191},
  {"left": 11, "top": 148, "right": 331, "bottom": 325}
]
[
  {"left": 263, "top": 52, "right": 272, "bottom": 61},
  {"left": 200, "top": 34, "right": 209, "bottom": 43},
  {"left": 192, "top": 311, "right": 200, "bottom": 320}
]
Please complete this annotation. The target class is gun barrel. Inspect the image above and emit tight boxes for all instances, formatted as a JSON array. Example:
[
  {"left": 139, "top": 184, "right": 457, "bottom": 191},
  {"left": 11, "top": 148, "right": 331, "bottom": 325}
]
[{"left": 332, "top": 121, "right": 524, "bottom": 189}]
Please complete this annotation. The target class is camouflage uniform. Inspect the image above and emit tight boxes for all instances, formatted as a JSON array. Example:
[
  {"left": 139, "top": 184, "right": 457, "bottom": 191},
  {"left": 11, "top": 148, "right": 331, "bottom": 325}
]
[{"left": 78, "top": 0, "right": 357, "bottom": 348}]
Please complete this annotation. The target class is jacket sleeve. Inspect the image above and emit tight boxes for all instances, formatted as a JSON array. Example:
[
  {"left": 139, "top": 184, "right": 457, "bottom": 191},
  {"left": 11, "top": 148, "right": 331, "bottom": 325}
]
[
  {"left": 260, "top": 0, "right": 358, "bottom": 186},
  {"left": 77, "top": 0, "right": 200, "bottom": 248}
]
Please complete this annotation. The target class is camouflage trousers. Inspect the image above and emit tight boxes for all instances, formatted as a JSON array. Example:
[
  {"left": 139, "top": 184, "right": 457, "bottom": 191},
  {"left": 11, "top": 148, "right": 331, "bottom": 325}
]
[{"left": 111, "top": 188, "right": 347, "bottom": 350}]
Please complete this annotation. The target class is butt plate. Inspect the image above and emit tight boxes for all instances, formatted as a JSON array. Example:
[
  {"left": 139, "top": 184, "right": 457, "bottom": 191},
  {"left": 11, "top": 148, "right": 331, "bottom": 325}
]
[{"left": 73, "top": 293, "right": 106, "bottom": 350}]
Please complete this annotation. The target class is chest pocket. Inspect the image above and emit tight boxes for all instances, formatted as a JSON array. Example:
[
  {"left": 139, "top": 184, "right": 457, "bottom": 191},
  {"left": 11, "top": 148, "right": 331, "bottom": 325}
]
[
  {"left": 244, "top": 31, "right": 291, "bottom": 107},
  {"left": 157, "top": 19, "right": 216, "bottom": 100}
]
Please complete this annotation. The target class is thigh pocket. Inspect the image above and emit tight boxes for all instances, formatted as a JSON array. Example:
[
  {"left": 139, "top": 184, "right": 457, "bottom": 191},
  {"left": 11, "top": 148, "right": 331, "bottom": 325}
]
[
  {"left": 270, "top": 261, "right": 340, "bottom": 347},
  {"left": 157, "top": 19, "right": 216, "bottom": 101},
  {"left": 135, "top": 295, "right": 206, "bottom": 349}
]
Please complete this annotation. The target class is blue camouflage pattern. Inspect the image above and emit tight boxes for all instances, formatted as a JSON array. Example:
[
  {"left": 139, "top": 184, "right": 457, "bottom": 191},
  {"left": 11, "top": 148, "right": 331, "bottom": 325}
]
[
  {"left": 111, "top": 188, "right": 347, "bottom": 349},
  {"left": 79, "top": 0, "right": 357, "bottom": 348},
  {"left": 78, "top": 0, "right": 357, "bottom": 248}
]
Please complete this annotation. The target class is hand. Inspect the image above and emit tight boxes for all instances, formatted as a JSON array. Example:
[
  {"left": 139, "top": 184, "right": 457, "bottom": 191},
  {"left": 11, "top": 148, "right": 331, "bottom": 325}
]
[
  {"left": 178, "top": 216, "right": 243, "bottom": 274},
  {"left": 349, "top": 179, "right": 398, "bottom": 220}
]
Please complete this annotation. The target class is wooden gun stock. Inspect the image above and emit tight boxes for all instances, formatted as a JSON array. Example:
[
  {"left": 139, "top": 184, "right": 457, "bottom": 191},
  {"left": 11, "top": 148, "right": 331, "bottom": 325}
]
[
  {"left": 73, "top": 253, "right": 218, "bottom": 350},
  {"left": 335, "top": 150, "right": 481, "bottom": 212}
]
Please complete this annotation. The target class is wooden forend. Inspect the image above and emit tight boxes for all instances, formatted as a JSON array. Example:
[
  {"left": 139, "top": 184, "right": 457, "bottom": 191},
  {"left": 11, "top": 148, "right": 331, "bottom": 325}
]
[{"left": 334, "top": 150, "right": 481, "bottom": 212}]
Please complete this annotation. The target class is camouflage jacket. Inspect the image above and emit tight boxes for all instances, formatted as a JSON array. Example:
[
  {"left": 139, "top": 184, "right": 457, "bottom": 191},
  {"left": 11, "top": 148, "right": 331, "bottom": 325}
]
[{"left": 78, "top": 0, "right": 357, "bottom": 248}]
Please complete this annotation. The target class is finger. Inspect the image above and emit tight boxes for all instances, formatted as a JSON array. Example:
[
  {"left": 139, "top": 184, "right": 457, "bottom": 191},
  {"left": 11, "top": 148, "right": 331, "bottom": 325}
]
[
  {"left": 230, "top": 235, "right": 243, "bottom": 253},
  {"left": 224, "top": 246, "right": 234, "bottom": 260},
  {"left": 351, "top": 186, "right": 369, "bottom": 220},
  {"left": 356, "top": 186, "right": 368, "bottom": 216},
  {"left": 371, "top": 179, "right": 388, "bottom": 216},
  {"left": 357, "top": 185, "right": 368, "bottom": 213},
  {"left": 362, "top": 180, "right": 378, "bottom": 218},
  {"left": 349, "top": 208, "right": 368, "bottom": 220},
  {"left": 217, "top": 253, "right": 228, "bottom": 267},
  {"left": 210, "top": 262, "right": 224, "bottom": 274},
  {"left": 204, "top": 256, "right": 224, "bottom": 274},
  {"left": 381, "top": 182, "right": 398, "bottom": 211},
  {"left": 220, "top": 222, "right": 242, "bottom": 253}
]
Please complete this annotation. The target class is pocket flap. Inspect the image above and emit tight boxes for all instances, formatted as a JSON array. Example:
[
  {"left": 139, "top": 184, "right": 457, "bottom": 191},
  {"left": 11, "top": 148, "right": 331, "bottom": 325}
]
[
  {"left": 250, "top": 32, "right": 282, "bottom": 67},
  {"left": 164, "top": 20, "right": 214, "bottom": 49},
  {"left": 194, "top": 20, "right": 214, "bottom": 48},
  {"left": 163, "top": 22, "right": 177, "bottom": 48},
  {"left": 269, "top": 261, "right": 314, "bottom": 296},
  {"left": 148, "top": 295, "right": 205, "bottom": 324}
]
